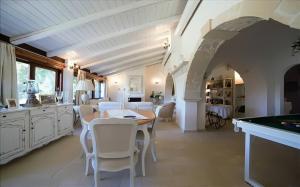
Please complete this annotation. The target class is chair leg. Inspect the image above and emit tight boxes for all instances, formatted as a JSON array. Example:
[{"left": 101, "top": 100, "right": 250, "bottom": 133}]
[
  {"left": 85, "top": 157, "right": 90, "bottom": 176},
  {"left": 130, "top": 167, "right": 135, "bottom": 187},
  {"left": 151, "top": 141, "right": 157, "bottom": 162},
  {"left": 94, "top": 168, "right": 99, "bottom": 187}
]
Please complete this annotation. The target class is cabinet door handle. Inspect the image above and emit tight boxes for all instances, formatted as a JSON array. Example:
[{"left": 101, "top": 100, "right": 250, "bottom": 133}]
[
  {"left": 31, "top": 127, "right": 34, "bottom": 130},
  {"left": 42, "top": 109, "right": 46, "bottom": 112},
  {"left": 58, "top": 120, "right": 61, "bottom": 122},
  {"left": 22, "top": 129, "right": 26, "bottom": 132},
  {"left": 2, "top": 115, "right": 6, "bottom": 118}
]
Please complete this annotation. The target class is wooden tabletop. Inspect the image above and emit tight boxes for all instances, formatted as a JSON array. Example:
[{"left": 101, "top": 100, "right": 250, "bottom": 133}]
[{"left": 83, "top": 110, "right": 156, "bottom": 125}]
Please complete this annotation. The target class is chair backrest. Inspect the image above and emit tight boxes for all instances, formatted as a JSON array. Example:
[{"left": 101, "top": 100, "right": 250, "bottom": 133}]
[
  {"left": 98, "top": 102, "right": 122, "bottom": 112},
  {"left": 125, "top": 102, "right": 138, "bottom": 110},
  {"left": 89, "top": 118, "right": 137, "bottom": 159},
  {"left": 89, "top": 99, "right": 100, "bottom": 105},
  {"left": 79, "top": 105, "right": 94, "bottom": 120},
  {"left": 157, "top": 102, "right": 175, "bottom": 118},
  {"left": 137, "top": 102, "right": 153, "bottom": 111}
]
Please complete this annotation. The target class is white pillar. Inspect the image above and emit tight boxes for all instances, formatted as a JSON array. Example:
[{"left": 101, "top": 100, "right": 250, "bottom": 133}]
[
  {"left": 63, "top": 59, "right": 74, "bottom": 103},
  {"left": 184, "top": 101, "right": 198, "bottom": 131},
  {"left": 198, "top": 99, "right": 206, "bottom": 130}
]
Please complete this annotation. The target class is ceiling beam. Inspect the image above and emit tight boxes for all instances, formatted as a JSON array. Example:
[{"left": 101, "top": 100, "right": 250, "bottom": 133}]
[
  {"left": 47, "top": 15, "right": 180, "bottom": 57},
  {"left": 103, "top": 60, "right": 162, "bottom": 76},
  {"left": 10, "top": 0, "right": 160, "bottom": 45},
  {"left": 96, "top": 55, "right": 164, "bottom": 74},
  {"left": 77, "top": 31, "right": 170, "bottom": 64},
  {"left": 91, "top": 49, "right": 165, "bottom": 73},
  {"left": 81, "top": 43, "right": 165, "bottom": 68}
]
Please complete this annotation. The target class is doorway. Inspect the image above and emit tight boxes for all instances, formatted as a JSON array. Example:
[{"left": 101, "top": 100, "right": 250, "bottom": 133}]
[
  {"left": 205, "top": 65, "right": 245, "bottom": 128},
  {"left": 284, "top": 64, "right": 300, "bottom": 114}
]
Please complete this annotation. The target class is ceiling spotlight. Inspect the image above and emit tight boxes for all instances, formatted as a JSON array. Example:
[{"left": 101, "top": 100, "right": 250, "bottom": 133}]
[{"left": 163, "top": 42, "right": 170, "bottom": 49}]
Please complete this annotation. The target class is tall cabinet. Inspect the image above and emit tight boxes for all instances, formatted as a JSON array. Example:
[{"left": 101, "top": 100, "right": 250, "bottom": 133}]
[{"left": 0, "top": 104, "right": 73, "bottom": 164}]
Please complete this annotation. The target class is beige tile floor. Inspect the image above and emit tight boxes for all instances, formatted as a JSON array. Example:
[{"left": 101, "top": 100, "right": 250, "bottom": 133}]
[{"left": 0, "top": 121, "right": 299, "bottom": 187}]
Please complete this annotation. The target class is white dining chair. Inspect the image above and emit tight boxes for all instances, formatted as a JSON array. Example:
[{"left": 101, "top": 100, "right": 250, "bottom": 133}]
[
  {"left": 98, "top": 102, "right": 122, "bottom": 112},
  {"left": 136, "top": 102, "right": 153, "bottom": 111},
  {"left": 136, "top": 118, "right": 158, "bottom": 162},
  {"left": 79, "top": 105, "right": 94, "bottom": 125},
  {"left": 89, "top": 118, "right": 139, "bottom": 187},
  {"left": 78, "top": 105, "right": 94, "bottom": 175},
  {"left": 125, "top": 102, "right": 138, "bottom": 110}
]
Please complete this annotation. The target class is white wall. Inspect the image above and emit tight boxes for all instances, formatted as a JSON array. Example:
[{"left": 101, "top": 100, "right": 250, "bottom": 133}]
[
  {"left": 144, "top": 64, "right": 166, "bottom": 102},
  {"left": 206, "top": 64, "right": 234, "bottom": 80},
  {"left": 106, "top": 64, "right": 167, "bottom": 103},
  {"left": 107, "top": 67, "right": 144, "bottom": 103}
]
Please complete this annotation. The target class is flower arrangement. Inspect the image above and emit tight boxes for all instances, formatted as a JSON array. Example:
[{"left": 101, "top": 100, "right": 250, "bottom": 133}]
[{"left": 150, "top": 91, "right": 163, "bottom": 99}]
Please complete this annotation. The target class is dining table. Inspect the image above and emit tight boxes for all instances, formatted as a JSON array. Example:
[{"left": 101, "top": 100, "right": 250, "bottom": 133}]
[{"left": 80, "top": 109, "right": 156, "bottom": 177}]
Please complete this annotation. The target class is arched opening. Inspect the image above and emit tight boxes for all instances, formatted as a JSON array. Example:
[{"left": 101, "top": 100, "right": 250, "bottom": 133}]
[
  {"left": 184, "top": 17, "right": 300, "bottom": 130},
  {"left": 203, "top": 64, "right": 245, "bottom": 129},
  {"left": 164, "top": 74, "right": 175, "bottom": 103},
  {"left": 284, "top": 64, "right": 300, "bottom": 114}
]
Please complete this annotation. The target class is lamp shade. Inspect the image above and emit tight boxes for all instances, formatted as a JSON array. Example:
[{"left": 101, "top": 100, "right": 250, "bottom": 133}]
[{"left": 75, "top": 79, "right": 95, "bottom": 91}]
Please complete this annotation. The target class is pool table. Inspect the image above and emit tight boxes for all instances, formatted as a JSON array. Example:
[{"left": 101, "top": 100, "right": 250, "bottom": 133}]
[{"left": 233, "top": 114, "right": 300, "bottom": 187}]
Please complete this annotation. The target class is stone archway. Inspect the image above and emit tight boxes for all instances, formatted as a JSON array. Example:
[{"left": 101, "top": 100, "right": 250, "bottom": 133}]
[
  {"left": 184, "top": 16, "right": 300, "bottom": 130},
  {"left": 184, "top": 16, "right": 266, "bottom": 130},
  {"left": 185, "top": 17, "right": 263, "bottom": 101}
]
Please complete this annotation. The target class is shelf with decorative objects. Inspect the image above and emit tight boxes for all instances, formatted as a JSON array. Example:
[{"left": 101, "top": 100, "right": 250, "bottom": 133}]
[{"left": 205, "top": 78, "right": 233, "bottom": 106}]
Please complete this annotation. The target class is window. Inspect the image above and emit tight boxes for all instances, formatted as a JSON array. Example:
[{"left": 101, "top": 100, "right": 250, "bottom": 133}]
[
  {"left": 94, "top": 81, "right": 105, "bottom": 99},
  {"left": 73, "top": 76, "right": 78, "bottom": 101},
  {"left": 100, "top": 82, "right": 105, "bottom": 98},
  {"left": 16, "top": 61, "right": 30, "bottom": 104},
  {"left": 95, "top": 80, "right": 100, "bottom": 98},
  {"left": 35, "top": 67, "right": 56, "bottom": 95}
]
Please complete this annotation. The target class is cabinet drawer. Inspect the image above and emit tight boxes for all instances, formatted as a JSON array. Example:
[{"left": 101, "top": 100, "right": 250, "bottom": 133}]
[
  {"left": 30, "top": 107, "right": 56, "bottom": 116},
  {"left": 0, "top": 111, "right": 26, "bottom": 122},
  {"left": 57, "top": 105, "right": 73, "bottom": 113}
]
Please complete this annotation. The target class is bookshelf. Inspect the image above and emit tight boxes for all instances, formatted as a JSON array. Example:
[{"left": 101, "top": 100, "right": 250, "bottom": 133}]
[{"left": 205, "top": 78, "right": 233, "bottom": 105}]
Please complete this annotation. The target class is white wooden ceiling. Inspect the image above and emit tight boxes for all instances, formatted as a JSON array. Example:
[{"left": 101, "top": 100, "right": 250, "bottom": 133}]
[{"left": 0, "top": 0, "right": 187, "bottom": 75}]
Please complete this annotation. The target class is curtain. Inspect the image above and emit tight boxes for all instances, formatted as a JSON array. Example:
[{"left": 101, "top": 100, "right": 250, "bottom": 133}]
[
  {"left": 0, "top": 42, "right": 17, "bottom": 106},
  {"left": 75, "top": 70, "right": 86, "bottom": 105}
]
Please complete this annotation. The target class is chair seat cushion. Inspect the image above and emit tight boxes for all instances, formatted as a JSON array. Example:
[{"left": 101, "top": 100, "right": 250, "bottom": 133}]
[{"left": 92, "top": 152, "right": 138, "bottom": 172}]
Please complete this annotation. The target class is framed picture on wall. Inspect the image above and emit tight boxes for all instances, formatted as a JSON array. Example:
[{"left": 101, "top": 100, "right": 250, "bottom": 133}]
[
  {"left": 6, "top": 99, "right": 17, "bottom": 108},
  {"left": 128, "top": 75, "right": 143, "bottom": 94}
]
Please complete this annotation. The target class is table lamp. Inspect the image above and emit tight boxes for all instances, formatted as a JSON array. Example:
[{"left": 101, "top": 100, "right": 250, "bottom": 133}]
[
  {"left": 24, "top": 80, "right": 42, "bottom": 107},
  {"left": 75, "top": 79, "right": 95, "bottom": 104}
]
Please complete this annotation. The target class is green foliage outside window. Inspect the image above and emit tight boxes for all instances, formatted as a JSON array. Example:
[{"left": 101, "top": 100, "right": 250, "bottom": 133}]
[
  {"left": 35, "top": 67, "right": 56, "bottom": 95},
  {"left": 16, "top": 61, "right": 29, "bottom": 104}
]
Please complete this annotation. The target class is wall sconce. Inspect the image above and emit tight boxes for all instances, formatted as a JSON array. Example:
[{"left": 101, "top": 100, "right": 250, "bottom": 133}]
[
  {"left": 163, "top": 42, "right": 170, "bottom": 49},
  {"left": 68, "top": 60, "right": 74, "bottom": 69},
  {"left": 153, "top": 78, "right": 160, "bottom": 85}
]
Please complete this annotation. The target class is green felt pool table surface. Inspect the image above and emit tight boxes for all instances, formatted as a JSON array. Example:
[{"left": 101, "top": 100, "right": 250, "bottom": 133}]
[{"left": 240, "top": 114, "right": 300, "bottom": 134}]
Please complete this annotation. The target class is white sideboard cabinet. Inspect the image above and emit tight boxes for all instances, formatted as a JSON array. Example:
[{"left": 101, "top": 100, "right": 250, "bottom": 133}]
[
  {"left": 57, "top": 105, "right": 73, "bottom": 136},
  {"left": 0, "top": 103, "right": 73, "bottom": 164},
  {"left": 0, "top": 110, "right": 29, "bottom": 164}
]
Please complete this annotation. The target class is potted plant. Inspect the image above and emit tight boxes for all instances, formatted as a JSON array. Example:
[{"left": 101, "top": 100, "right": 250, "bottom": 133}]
[{"left": 150, "top": 91, "right": 163, "bottom": 104}]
